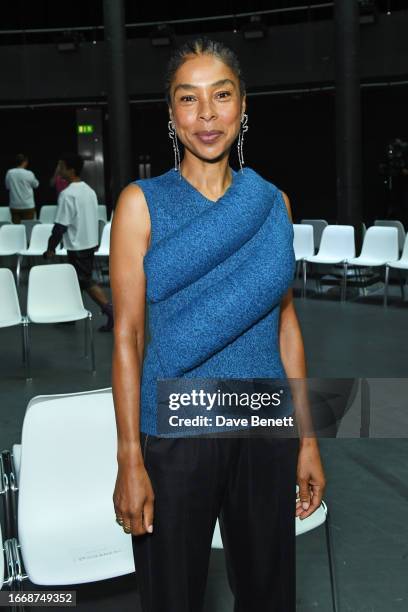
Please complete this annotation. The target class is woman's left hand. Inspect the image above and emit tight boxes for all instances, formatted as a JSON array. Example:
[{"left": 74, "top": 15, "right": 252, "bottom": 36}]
[{"left": 296, "top": 439, "right": 326, "bottom": 520}]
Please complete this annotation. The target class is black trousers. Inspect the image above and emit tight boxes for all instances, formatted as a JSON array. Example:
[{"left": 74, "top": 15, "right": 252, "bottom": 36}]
[{"left": 132, "top": 433, "right": 299, "bottom": 612}]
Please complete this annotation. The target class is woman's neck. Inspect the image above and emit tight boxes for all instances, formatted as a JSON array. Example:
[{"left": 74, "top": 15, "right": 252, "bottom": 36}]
[{"left": 179, "top": 159, "right": 232, "bottom": 201}]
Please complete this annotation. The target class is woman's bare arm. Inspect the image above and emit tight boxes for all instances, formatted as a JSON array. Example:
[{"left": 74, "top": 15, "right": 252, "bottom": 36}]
[
  {"left": 110, "top": 182, "right": 154, "bottom": 535},
  {"left": 279, "top": 190, "right": 326, "bottom": 520}
]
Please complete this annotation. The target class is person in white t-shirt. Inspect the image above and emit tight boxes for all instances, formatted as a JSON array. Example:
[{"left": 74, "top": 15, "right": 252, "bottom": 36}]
[
  {"left": 5, "top": 153, "right": 39, "bottom": 223},
  {"left": 43, "top": 153, "right": 113, "bottom": 332}
]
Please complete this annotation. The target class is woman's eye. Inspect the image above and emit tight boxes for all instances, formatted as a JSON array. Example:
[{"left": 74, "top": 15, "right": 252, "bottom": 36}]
[{"left": 180, "top": 91, "right": 231, "bottom": 102}]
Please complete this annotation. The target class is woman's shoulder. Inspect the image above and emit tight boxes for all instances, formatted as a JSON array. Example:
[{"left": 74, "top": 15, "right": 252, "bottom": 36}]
[
  {"left": 241, "top": 166, "right": 283, "bottom": 197},
  {"left": 130, "top": 168, "right": 174, "bottom": 191}
]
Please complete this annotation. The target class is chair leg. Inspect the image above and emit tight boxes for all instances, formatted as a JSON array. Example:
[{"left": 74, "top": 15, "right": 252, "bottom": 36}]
[
  {"left": 384, "top": 265, "right": 389, "bottom": 307},
  {"left": 324, "top": 510, "right": 339, "bottom": 612},
  {"left": 84, "top": 316, "right": 89, "bottom": 358},
  {"left": 20, "top": 322, "right": 26, "bottom": 364},
  {"left": 16, "top": 255, "right": 22, "bottom": 287},
  {"left": 87, "top": 313, "right": 96, "bottom": 374},
  {"left": 397, "top": 268, "right": 405, "bottom": 300},
  {"left": 302, "top": 260, "right": 307, "bottom": 298},
  {"left": 23, "top": 319, "right": 31, "bottom": 380},
  {"left": 341, "top": 262, "right": 348, "bottom": 302}
]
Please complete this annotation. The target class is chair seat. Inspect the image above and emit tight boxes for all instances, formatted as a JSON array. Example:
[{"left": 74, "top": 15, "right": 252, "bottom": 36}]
[
  {"left": 0, "top": 315, "right": 23, "bottom": 328},
  {"left": 0, "top": 248, "right": 21, "bottom": 255},
  {"left": 305, "top": 255, "right": 347, "bottom": 264},
  {"left": 27, "top": 310, "right": 89, "bottom": 324},
  {"left": 387, "top": 260, "right": 408, "bottom": 270},
  {"left": 347, "top": 257, "right": 392, "bottom": 266},
  {"left": 211, "top": 500, "right": 327, "bottom": 548},
  {"left": 19, "top": 249, "right": 46, "bottom": 256}
]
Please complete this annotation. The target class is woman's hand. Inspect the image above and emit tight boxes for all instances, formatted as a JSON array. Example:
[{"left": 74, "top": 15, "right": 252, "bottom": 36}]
[
  {"left": 296, "top": 439, "right": 326, "bottom": 520},
  {"left": 113, "top": 461, "right": 155, "bottom": 536}
]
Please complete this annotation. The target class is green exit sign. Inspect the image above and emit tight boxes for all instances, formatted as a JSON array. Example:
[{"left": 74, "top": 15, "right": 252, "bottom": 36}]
[{"left": 77, "top": 124, "right": 94, "bottom": 134}]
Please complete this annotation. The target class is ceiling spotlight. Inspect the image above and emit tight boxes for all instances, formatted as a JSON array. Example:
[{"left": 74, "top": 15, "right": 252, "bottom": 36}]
[
  {"left": 151, "top": 24, "right": 175, "bottom": 47},
  {"left": 242, "top": 15, "right": 267, "bottom": 41}
]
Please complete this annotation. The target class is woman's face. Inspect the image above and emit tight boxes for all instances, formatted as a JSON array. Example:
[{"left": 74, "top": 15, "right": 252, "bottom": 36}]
[{"left": 169, "top": 54, "right": 246, "bottom": 162}]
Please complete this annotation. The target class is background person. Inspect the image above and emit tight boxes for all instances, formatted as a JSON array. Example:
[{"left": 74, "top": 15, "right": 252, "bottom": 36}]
[
  {"left": 5, "top": 153, "right": 39, "bottom": 223},
  {"left": 43, "top": 153, "right": 113, "bottom": 332}
]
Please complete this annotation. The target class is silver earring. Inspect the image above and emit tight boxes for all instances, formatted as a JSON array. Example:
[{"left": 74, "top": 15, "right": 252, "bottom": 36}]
[
  {"left": 168, "top": 119, "right": 181, "bottom": 176},
  {"left": 237, "top": 113, "right": 248, "bottom": 174}
]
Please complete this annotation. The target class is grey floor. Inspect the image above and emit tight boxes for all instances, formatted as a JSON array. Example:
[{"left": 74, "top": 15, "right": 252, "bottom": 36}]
[{"left": 1, "top": 266, "right": 407, "bottom": 611}]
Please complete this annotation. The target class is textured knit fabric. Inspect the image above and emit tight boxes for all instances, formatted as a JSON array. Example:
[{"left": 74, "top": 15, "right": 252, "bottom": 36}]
[{"left": 133, "top": 166, "right": 296, "bottom": 435}]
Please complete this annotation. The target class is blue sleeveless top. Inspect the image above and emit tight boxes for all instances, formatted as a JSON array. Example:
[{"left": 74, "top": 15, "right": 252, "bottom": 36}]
[{"left": 132, "top": 166, "right": 296, "bottom": 435}]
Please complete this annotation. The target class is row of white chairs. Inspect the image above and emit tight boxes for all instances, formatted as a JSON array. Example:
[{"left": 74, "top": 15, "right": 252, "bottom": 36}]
[
  {"left": 301, "top": 219, "right": 407, "bottom": 253},
  {"left": 0, "top": 389, "right": 337, "bottom": 612},
  {"left": 0, "top": 265, "right": 96, "bottom": 378},
  {"left": 0, "top": 223, "right": 111, "bottom": 285},
  {"left": 294, "top": 224, "right": 408, "bottom": 304},
  {"left": 0, "top": 205, "right": 109, "bottom": 224}
]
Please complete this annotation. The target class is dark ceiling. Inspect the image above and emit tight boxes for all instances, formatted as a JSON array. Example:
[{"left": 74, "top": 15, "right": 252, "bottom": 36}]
[{"left": 1, "top": 0, "right": 405, "bottom": 32}]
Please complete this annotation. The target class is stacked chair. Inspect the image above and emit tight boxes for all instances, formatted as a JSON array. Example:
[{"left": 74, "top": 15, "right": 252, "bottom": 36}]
[{"left": 0, "top": 388, "right": 338, "bottom": 611}]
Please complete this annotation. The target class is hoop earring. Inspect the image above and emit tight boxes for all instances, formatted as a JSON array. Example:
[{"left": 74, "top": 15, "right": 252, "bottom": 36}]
[
  {"left": 168, "top": 120, "right": 181, "bottom": 177},
  {"left": 237, "top": 113, "right": 249, "bottom": 174}
]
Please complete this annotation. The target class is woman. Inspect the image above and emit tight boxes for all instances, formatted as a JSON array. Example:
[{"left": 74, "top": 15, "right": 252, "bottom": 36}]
[{"left": 110, "top": 37, "right": 326, "bottom": 612}]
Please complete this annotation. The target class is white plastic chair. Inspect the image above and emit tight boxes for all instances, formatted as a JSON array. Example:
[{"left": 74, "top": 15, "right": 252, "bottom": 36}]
[
  {"left": 9, "top": 389, "right": 134, "bottom": 587},
  {"left": 384, "top": 232, "right": 408, "bottom": 306},
  {"left": 98, "top": 205, "right": 108, "bottom": 222},
  {"left": 21, "top": 219, "right": 41, "bottom": 244},
  {"left": 38, "top": 205, "right": 57, "bottom": 223},
  {"left": 304, "top": 225, "right": 355, "bottom": 300},
  {"left": 212, "top": 485, "right": 337, "bottom": 611},
  {"left": 346, "top": 226, "right": 399, "bottom": 305},
  {"left": 95, "top": 223, "right": 111, "bottom": 282},
  {"left": 17, "top": 224, "right": 56, "bottom": 285},
  {"left": 0, "top": 208, "right": 11, "bottom": 223},
  {"left": 0, "top": 225, "right": 27, "bottom": 285},
  {"left": 0, "top": 269, "right": 27, "bottom": 374},
  {"left": 374, "top": 220, "right": 406, "bottom": 254},
  {"left": 301, "top": 219, "right": 328, "bottom": 251},
  {"left": 26, "top": 264, "right": 95, "bottom": 378},
  {"left": 293, "top": 224, "right": 314, "bottom": 297},
  {"left": 95, "top": 223, "right": 111, "bottom": 257}
]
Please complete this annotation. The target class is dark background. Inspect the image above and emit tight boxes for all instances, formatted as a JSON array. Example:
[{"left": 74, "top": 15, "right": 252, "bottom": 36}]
[{"left": 0, "top": 1, "right": 407, "bottom": 222}]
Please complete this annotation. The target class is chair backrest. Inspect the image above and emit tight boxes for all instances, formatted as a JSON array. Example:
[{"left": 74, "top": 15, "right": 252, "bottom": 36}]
[
  {"left": 18, "top": 388, "right": 134, "bottom": 584},
  {"left": 21, "top": 220, "right": 41, "bottom": 245},
  {"left": 361, "top": 226, "right": 399, "bottom": 261},
  {"left": 26, "top": 224, "right": 54, "bottom": 252},
  {"left": 0, "top": 268, "right": 22, "bottom": 328},
  {"left": 27, "top": 264, "right": 85, "bottom": 321},
  {"left": 98, "top": 219, "right": 106, "bottom": 245},
  {"left": 38, "top": 205, "right": 57, "bottom": 223},
  {"left": 293, "top": 224, "right": 314, "bottom": 259},
  {"left": 398, "top": 233, "right": 408, "bottom": 262},
  {"left": 317, "top": 225, "right": 355, "bottom": 259},
  {"left": 97, "top": 223, "right": 111, "bottom": 254},
  {"left": 301, "top": 219, "right": 328, "bottom": 250},
  {"left": 374, "top": 220, "right": 406, "bottom": 252},
  {"left": 98, "top": 205, "right": 108, "bottom": 222},
  {"left": 0, "top": 207, "right": 11, "bottom": 222},
  {"left": 0, "top": 224, "right": 27, "bottom": 252}
]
